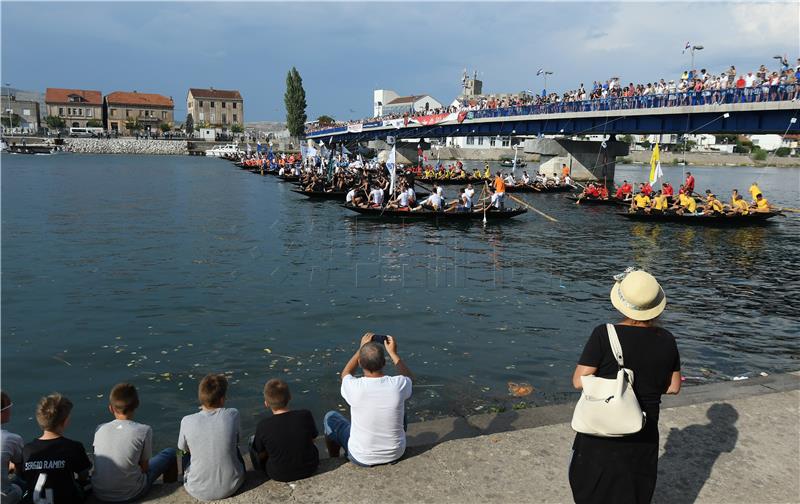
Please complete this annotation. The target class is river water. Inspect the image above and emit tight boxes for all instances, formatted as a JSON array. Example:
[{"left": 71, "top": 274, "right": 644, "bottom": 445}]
[{"left": 2, "top": 154, "right": 798, "bottom": 446}]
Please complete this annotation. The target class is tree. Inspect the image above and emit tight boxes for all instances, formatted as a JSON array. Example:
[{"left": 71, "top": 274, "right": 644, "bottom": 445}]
[
  {"left": 1, "top": 114, "right": 20, "bottom": 128},
  {"left": 160, "top": 122, "right": 171, "bottom": 133},
  {"left": 317, "top": 115, "right": 335, "bottom": 126},
  {"left": 45, "top": 115, "right": 65, "bottom": 129},
  {"left": 86, "top": 119, "right": 103, "bottom": 127},
  {"left": 185, "top": 113, "right": 194, "bottom": 133},
  {"left": 125, "top": 118, "right": 141, "bottom": 132},
  {"left": 231, "top": 123, "right": 244, "bottom": 133},
  {"left": 775, "top": 147, "right": 790, "bottom": 157},
  {"left": 284, "top": 66, "right": 307, "bottom": 138}
]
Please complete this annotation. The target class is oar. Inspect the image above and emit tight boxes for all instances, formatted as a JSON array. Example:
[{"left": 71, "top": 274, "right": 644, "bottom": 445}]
[
  {"left": 508, "top": 193, "right": 559, "bottom": 222},
  {"left": 777, "top": 207, "right": 800, "bottom": 213},
  {"left": 483, "top": 181, "right": 489, "bottom": 225}
]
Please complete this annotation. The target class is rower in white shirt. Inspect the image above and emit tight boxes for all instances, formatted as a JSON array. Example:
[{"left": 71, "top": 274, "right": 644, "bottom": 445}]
[
  {"left": 369, "top": 187, "right": 384, "bottom": 207},
  {"left": 464, "top": 184, "right": 475, "bottom": 207},
  {"left": 504, "top": 173, "right": 516, "bottom": 185},
  {"left": 521, "top": 172, "right": 531, "bottom": 185}
]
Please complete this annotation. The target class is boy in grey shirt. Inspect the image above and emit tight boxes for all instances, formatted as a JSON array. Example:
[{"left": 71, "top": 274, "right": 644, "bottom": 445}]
[
  {"left": 92, "top": 383, "right": 177, "bottom": 502},
  {"left": 178, "top": 374, "right": 245, "bottom": 501}
]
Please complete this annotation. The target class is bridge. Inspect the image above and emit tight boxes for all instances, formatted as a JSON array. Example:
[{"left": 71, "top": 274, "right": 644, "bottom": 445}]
[{"left": 306, "top": 87, "right": 800, "bottom": 181}]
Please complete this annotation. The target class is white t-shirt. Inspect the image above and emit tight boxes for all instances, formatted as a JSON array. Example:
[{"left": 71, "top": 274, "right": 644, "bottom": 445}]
[
  {"left": 370, "top": 188, "right": 384, "bottom": 205},
  {"left": 464, "top": 187, "right": 475, "bottom": 205},
  {"left": 341, "top": 374, "right": 412, "bottom": 465},
  {"left": 398, "top": 191, "right": 409, "bottom": 207},
  {"left": 346, "top": 189, "right": 356, "bottom": 203},
  {"left": 406, "top": 187, "right": 416, "bottom": 203},
  {"left": 744, "top": 74, "right": 756, "bottom": 87},
  {"left": 425, "top": 193, "right": 443, "bottom": 209}
]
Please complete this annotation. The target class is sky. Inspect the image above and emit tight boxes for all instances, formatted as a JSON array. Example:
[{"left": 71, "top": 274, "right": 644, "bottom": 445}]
[{"left": 1, "top": 1, "right": 798, "bottom": 123}]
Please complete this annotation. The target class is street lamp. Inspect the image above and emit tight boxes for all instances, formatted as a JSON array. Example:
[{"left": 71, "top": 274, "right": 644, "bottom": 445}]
[
  {"left": 537, "top": 69, "right": 553, "bottom": 96},
  {"left": 689, "top": 45, "right": 703, "bottom": 72}
]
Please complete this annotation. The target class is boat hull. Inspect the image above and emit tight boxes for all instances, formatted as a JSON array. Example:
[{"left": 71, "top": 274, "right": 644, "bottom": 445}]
[
  {"left": 341, "top": 204, "right": 527, "bottom": 221},
  {"left": 618, "top": 211, "right": 778, "bottom": 227},
  {"left": 567, "top": 195, "right": 629, "bottom": 206}
]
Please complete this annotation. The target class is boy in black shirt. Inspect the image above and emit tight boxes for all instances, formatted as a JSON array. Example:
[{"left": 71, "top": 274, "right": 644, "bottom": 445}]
[
  {"left": 251, "top": 379, "right": 318, "bottom": 482},
  {"left": 22, "top": 394, "right": 91, "bottom": 504}
]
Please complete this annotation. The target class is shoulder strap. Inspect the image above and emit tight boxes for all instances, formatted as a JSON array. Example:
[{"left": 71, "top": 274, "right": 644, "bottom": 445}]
[{"left": 606, "top": 323, "right": 624, "bottom": 368}]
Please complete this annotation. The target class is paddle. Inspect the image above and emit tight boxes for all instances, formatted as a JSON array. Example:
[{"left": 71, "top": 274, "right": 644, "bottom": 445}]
[
  {"left": 777, "top": 207, "right": 800, "bottom": 213},
  {"left": 508, "top": 193, "right": 559, "bottom": 222},
  {"left": 483, "top": 181, "right": 489, "bottom": 225}
]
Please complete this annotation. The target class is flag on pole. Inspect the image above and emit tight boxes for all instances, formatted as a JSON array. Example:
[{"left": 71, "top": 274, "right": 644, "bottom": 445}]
[
  {"left": 649, "top": 143, "right": 663, "bottom": 185},
  {"left": 682, "top": 41, "right": 691, "bottom": 54},
  {"left": 387, "top": 145, "right": 397, "bottom": 195},
  {"left": 536, "top": 68, "right": 544, "bottom": 76}
]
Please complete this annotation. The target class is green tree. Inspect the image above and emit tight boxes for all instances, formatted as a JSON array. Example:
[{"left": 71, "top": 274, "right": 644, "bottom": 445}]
[
  {"left": 317, "top": 115, "right": 335, "bottom": 126},
  {"left": 752, "top": 149, "right": 767, "bottom": 161},
  {"left": 45, "top": 115, "right": 65, "bottom": 129},
  {"left": 231, "top": 123, "right": 244, "bottom": 133},
  {"left": 86, "top": 119, "right": 103, "bottom": 127},
  {"left": 159, "top": 122, "right": 171, "bottom": 133},
  {"left": 774, "top": 147, "right": 790, "bottom": 157},
  {"left": 619, "top": 134, "right": 633, "bottom": 145},
  {"left": 125, "top": 118, "right": 141, "bottom": 132},
  {"left": 185, "top": 113, "right": 194, "bottom": 133},
  {"left": 1, "top": 113, "right": 20, "bottom": 128},
  {"left": 284, "top": 66, "right": 307, "bottom": 138}
]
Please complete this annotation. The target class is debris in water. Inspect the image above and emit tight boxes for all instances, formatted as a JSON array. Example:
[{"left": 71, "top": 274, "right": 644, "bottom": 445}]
[{"left": 507, "top": 382, "right": 534, "bottom": 397}]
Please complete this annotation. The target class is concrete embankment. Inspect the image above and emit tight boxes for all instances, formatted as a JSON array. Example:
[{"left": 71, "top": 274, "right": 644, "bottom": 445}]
[
  {"left": 626, "top": 149, "right": 800, "bottom": 167},
  {"left": 65, "top": 138, "right": 188, "bottom": 155},
  {"left": 129, "top": 371, "right": 799, "bottom": 504}
]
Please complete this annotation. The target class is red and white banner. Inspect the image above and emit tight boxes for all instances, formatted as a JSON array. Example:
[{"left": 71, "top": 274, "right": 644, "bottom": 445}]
[
  {"left": 347, "top": 123, "right": 363, "bottom": 133},
  {"left": 412, "top": 113, "right": 450, "bottom": 126}
]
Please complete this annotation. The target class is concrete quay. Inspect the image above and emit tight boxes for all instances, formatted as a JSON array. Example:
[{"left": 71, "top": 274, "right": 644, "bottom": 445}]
[{"left": 125, "top": 371, "right": 799, "bottom": 504}]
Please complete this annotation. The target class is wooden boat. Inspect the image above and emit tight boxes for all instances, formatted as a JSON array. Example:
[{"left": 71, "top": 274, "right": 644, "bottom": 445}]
[
  {"left": 618, "top": 211, "right": 779, "bottom": 227},
  {"left": 506, "top": 184, "right": 576, "bottom": 194},
  {"left": 500, "top": 158, "right": 526, "bottom": 168},
  {"left": 292, "top": 189, "right": 348, "bottom": 200},
  {"left": 416, "top": 177, "right": 486, "bottom": 186},
  {"left": 567, "top": 195, "right": 630, "bottom": 207},
  {"left": 342, "top": 204, "right": 527, "bottom": 221},
  {"left": 276, "top": 174, "right": 301, "bottom": 182}
]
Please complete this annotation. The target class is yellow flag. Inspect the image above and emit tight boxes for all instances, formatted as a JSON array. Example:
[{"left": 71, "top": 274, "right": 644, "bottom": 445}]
[{"left": 649, "top": 143, "right": 662, "bottom": 185}]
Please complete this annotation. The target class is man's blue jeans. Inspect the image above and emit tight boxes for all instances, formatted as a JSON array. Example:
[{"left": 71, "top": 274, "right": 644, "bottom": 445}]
[
  {"left": 323, "top": 411, "right": 407, "bottom": 467},
  {"left": 119, "top": 447, "right": 177, "bottom": 503}
]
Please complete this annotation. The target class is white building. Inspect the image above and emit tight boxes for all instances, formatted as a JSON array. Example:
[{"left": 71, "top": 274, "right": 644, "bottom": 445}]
[
  {"left": 447, "top": 134, "right": 514, "bottom": 149},
  {"left": 373, "top": 89, "right": 443, "bottom": 117},
  {"left": 750, "top": 134, "right": 784, "bottom": 151}
]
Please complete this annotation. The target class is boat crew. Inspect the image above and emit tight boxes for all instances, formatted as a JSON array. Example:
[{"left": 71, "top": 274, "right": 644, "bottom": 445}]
[
  {"left": 564, "top": 174, "right": 574, "bottom": 187},
  {"left": 675, "top": 193, "right": 698, "bottom": 215},
  {"left": 597, "top": 184, "right": 609, "bottom": 199},
  {"left": 553, "top": 174, "right": 561, "bottom": 186},
  {"left": 748, "top": 182, "right": 763, "bottom": 203},
  {"left": 703, "top": 193, "right": 724, "bottom": 215},
  {"left": 561, "top": 163, "right": 570, "bottom": 179},
  {"left": 730, "top": 194, "right": 750, "bottom": 215},
  {"left": 504, "top": 172, "right": 516, "bottom": 185},
  {"left": 464, "top": 184, "right": 475, "bottom": 207},
  {"left": 632, "top": 191, "right": 651, "bottom": 211},
  {"left": 684, "top": 172, "right": 696, "bottom": 195},
  {"left": 640, "top": 182, "right": 653, "bottom": 197},
  {"left": 460, "top": 188, "right": 473, "bottom": 211},
  {"left": 418, "top": 191, "right": 443, "bottom": 211},
  {"left": 753, "top": 193, "right": 772, "bottom": 213},
  {"left": 650, "top": 190, "right": 669, "bottom": 213},
  {"left": 521, "top": 172, "right": 531, "bottom": 185},
  {"left": 493, "top": 172, "right": 506, "bottom": 209},
  {"left": 483, "top": 163, "right": 491, "bottom": 179},
  {"left": 369, "top": 186, "right": 384, "bottom": 208},
  {"left": 662, "top": 182, "right": 674, "bottom": 198}
]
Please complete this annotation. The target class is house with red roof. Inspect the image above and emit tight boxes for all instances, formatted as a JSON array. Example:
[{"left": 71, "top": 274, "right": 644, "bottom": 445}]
[
  {"left": 186, "top": 88, "right": 243, "bottom": 131},
  {"left": 105, "top": 91, "right": 174, "bottom": 135},
  {"left": 45, "top": 88, "right": 103, "bottom": 129}
]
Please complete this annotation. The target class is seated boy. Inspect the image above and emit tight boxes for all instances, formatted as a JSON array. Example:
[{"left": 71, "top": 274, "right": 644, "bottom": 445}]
[
  {"left": 2, "top": 391, "right": 24, "bottom": 504},
  {"left": 92, "top": 383, "right": 178, "bottom": 502},
  {"left": 250, "top": 379, "right": 319, "bottom": 482},
  {"left": 22, "top": 394, "right": 91, "bottom": 504},
  {"left": 178, "top": 374, "right": 245, "bottom": 501}
]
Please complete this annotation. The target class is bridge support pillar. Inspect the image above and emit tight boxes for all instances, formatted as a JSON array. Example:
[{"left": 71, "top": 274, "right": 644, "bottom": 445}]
[
  {"left": 367, "top": 140, "right": 426, "bottom": 165},
  {"left": 523, "top": 138, "right": 629, "bottom": 183}
]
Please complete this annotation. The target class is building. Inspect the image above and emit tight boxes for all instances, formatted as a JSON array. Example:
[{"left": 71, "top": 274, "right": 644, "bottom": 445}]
[
  {"left": 373, "top": 89, "right": 443, "bottom": 117},
  {"left": 186, "top": 88, "right": 243, "bottom": 131},
  {"left": 45, "top": 88, "right": 103, "bottom": 129},
  {"left": 105, "top": 91, "right": 174, "bottom": 135},
  {"left": 1, "top": 88, "right": 41, "bottom": 134}
]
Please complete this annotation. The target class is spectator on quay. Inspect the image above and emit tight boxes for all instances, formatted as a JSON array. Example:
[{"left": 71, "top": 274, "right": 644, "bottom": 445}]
[
  {"left": 569, "top": 269, "right": 681, "bottom": 504},
  {"left": 250, "top": 379, "right": 319, "bottom": 482},
  {"left": 92, "top": 383, "right": 178, "bottom": 502},
  {"left": 324, "top": 333, "right": 413, "bottom": 466},
  {"left": 22, "top": 394, "right": 92, "bottom": 504},
  {"left": 177, "top": 374, "right": 245, "bottom": 502},
  {"left": 1, "top": 391, "right": 24, "bottom": 504}
]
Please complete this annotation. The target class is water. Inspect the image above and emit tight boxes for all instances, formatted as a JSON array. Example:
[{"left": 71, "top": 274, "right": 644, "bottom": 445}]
[{"left": 2, "top": 154, "right": 799, "bottom": 447}]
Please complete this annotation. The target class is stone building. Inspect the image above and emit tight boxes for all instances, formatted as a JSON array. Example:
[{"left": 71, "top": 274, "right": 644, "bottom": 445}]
[
  {"left": 105, "top": 91, "right": 174, "bottom": 135},
  {"left": 186, "top": 88, "right": 243, "bottom": 131},
  {"left": 1, "top": 89, "right": 41, "bottom": 133},
  {"left": 45, "top": 88, "right": 103, "bottom": 129}
]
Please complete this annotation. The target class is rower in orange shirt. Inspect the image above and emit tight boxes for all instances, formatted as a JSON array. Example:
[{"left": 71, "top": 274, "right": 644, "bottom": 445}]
[{"left": 493, "top": 172, "right": 506, "bottom": 209}]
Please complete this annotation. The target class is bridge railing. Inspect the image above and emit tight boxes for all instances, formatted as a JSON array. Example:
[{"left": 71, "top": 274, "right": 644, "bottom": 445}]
[{"left": 307, "top": 85, "right": 798, "bottom": 137}]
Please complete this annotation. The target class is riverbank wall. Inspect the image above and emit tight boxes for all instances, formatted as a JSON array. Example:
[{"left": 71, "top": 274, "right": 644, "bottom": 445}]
[
  {"left": 65, "top": 138, "right": 188, "bottom": 155},
  {"left": 626, "top": 149, "right": 800, "bottom": 167},
  {"left": 113, "top": 371, "right": 799, "bottom": 504}
]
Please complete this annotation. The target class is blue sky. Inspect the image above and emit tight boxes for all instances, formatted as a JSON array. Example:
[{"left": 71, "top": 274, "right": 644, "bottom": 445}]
[{"left": 2, "top": 2, "right": 797, "bottom": 123}]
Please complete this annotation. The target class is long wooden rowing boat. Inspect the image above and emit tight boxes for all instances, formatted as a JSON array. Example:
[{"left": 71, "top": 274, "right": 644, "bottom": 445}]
[
  {"left": 342, "top": 204, "right": 527, "bottom": 221},
  {"left": 567, "top": 195, "right": 630, "bottom": 207},
  {"left": 618, "top": 211, "right": 779, "bottom": 227},
  {"left": 291, "top": 189, "right": 348, "bottom": 200},
  {"left": 506, "top": 184, "right": 576, "bottom": 194}
]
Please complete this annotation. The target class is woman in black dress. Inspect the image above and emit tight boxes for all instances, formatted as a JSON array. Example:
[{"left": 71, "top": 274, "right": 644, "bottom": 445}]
[{"left": 569, "top": 269, "right": 682, "bottom": 504}]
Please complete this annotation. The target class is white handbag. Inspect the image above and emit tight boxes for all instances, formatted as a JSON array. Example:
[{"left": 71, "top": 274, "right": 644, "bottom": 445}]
[{"left": 571, "top": 324, "right": 646, "bottom": 437}]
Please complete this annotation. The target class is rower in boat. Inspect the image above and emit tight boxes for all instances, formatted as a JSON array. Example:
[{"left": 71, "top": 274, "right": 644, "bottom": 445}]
[
  {"left": 416, "top": 190, "right": 443, "bottom": 211},
  {"left": 753, "top": 193, "right": 772, "bottom": 213},
  {"left": 631, "top": 191, "right": 651, "bottom": 212},
  {"left": 597, "top": 184, "right": 609, "bottom": 200},
  {"left": 748, "top": 182, "right": 763, "bottom": 204},
  {"left": 649, "top": 190, "right": 669, "bottom": 214},
  {"left": 493, "top": 172, "right": 506, "bottom": 209},
  {"left": 685, "top": 171, "right": 696, "bottom": 196},
  {"left": 563, "top": 173, "right": 575, "bottom": 187},
  {"left": 561, "top": 163, "right": 570, "bottom": 180},
  {"left": 368, "top": 185, "right": 385, "bottom": 208},
  {"left": 464, "top": 184, "right": 475, "bottom": 207},
  {"left": 503, "top": 172, "right": 516, "bottom": 186},
  {"left": 673, "top": 192, "right": 698, "bottom": 215},
  {"left": 702, "top": 193, "right": 725, "bottom": 216},
  {"left": 521, "top": 171, "right": 531, "bottom": 185},
  {"left": 728, "top": 194, "right": 750, "bottom": 216},
  {"left": 639, "top": 182, "right": 654, "bottom": 197},
  {"left": 484, "top": 163, "right": 491, "bottom": 179},
  {"left": 443, "top": 188, "right": 473, "bottom": 213},
  {"left": 576, "top": 182, "right": 600, "bottom": 203},
  {"left": 661, "top": 182, "right": 675, "bottom": 204}
]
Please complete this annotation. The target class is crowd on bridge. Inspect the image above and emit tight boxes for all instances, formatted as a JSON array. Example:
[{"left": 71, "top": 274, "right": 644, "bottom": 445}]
[{"left": 306, "top": 56, "right": 800, "bottom": 135}]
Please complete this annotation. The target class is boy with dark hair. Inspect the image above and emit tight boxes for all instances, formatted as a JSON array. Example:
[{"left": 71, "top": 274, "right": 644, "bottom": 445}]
[
  {"left": 92, "top": 383, "right": 178, "bottom": 502},
  {"left": 251, "top": 379, "right": 319, "bottom": 482},
  {"left": 178, "top": 374, "right": 244, "bottom": 501},
  {"left": 2, "top": 391, "right": 24, "bottom": 504},
  {"left": 22, "top": 394, "right": 91, "bottom": 504}
]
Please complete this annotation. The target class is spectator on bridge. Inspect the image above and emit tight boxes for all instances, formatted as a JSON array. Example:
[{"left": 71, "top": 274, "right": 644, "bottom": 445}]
[{"left": 324, "top": 333, "right": 413, "bottom": 466}]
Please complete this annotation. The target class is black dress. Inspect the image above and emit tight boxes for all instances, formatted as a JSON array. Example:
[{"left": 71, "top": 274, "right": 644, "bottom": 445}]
[{"left": 569, "top": 324, "right": 680, "bottom": 504}]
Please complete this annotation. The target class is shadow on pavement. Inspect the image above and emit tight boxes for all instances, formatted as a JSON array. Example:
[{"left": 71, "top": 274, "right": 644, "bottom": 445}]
[{"left": 654, "top": 403, "right": 739, "bottom": 504}]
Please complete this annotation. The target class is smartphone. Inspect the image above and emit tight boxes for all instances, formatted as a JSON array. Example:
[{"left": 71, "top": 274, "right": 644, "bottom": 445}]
[{"left": 371, "top": 334, "right": 388, "bottom": 344}]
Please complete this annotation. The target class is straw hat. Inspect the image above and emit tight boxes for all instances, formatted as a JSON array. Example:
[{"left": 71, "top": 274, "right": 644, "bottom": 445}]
[{"left": 610, "top": 268, "right": 666, "bottom": 321}]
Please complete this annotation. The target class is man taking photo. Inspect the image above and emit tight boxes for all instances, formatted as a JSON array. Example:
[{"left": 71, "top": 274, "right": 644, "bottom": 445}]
[{"left": 323, "top": 333, "right": 413, "bottom": 466}]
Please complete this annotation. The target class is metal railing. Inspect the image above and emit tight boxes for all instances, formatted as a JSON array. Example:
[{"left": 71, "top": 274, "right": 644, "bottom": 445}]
[{"left": 307, "top": 85, "right": 798, "bottom": 137}]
